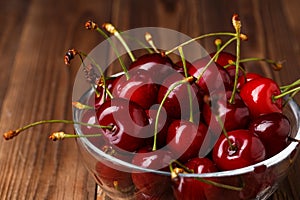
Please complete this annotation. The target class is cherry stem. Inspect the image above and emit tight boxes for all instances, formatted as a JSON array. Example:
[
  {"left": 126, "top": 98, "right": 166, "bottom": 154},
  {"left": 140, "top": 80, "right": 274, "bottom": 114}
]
[
  {"left": 103, "top": 23, "right": 136, "bottom": 62},
  {"left": 3, "top": 120, "right": 113, "bottom": 140},
  {"left": 196, "top": 36, "right": 237, "bottom": 82},
  {"left": 152, "top": 76, "right": 195, "bottom": 151},
  {"left": 165, "top": 32, "right": 241, "bottom": 55},
  {"left": 229, "top": 18, "right": 241, "bottom": 104},
  {"left": 225, "top": 57, "right": 283, "bottom": 71},
  {"left": 72, "top": 102, "right": 94, "bottom": 110},
  {"left": 214, "top": 39, "right": 222, "bottom": 61},
  {"left": 273, "top": 86, "right": 300, "bottom": 100},
  {"left": 216, "top": 115, "right": 235, "bottom": 151},
  {"left": 122, "top": 33, "right": 154, "bottom": 54},
  {"left": 288, "top": 136, "right": 300, "bottom": 143},
  {"left": 85, "top": 21, "right": 130, "bottom": 80},
  {"left": 145, "top": 32, "right": 160, "bottom": 53},
  {"left": 169, "top": 160, "right": 242, "bottom": 191},
  {"left": 178, "top": 46, "right": 194, "bottom": 123},
  {"left": 280, "top": 79, "right": 300, "bottom": 93},
  {"left": 49, "top": 131, "right": 102, "bottom": 141}
]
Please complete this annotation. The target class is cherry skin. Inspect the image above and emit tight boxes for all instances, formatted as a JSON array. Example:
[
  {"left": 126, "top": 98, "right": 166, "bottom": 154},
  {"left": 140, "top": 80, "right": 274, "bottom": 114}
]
[
  {"left": 157, "top": 72, "right": 202, "bottom": 119},
  {"left": 188, "top": 56, "right": 232, "bottom": 94},
  {"left": 202, "top": 90, "right": 250, "bottom": 136},
  {"left": 129, "top": 53, "right": 175, "bottom": 83},
  {"left": 166, "top": 120, "right": 209, "bottom": 162},
  {"left": 212, "top": 129, "right": 266, "bottom": 171},
  {"left": 96, "top": 98, "right": 149, "bottom": 152},
  {"left": 112, "top": 68, "right": 159, "bottom": 110},
  {"left": 95, "top": 146, "right": 134, "bottom": 193},
  {"left": 239, "top": 77, "right": 282, "bottom": 118},
  {"left": 131, "top": 147, "right": 174, "bottom": 197},
  {"left": 248, "top": 112, "right": 291, "bottom": 158},
  {"left": 237, "top": 72, "right": 262, "bottom": 90},
  {"left": 209, "top": 51, "right": 244, "bottom": 81},
  {"left": 172, "top": 157, "right": 218, "bottom": 200}
]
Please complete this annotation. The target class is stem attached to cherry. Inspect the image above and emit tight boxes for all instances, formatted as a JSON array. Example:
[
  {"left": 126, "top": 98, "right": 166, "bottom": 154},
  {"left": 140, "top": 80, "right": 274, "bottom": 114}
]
[
  {"left": 152, "top": 76, "right": 195, "bottom": 151},
  {"left": 85, "top": 21, "right": 130, "bottom": 80},
  {"left": 3, "top": 119, "right": 113, "bottom": 140},
  {"left": 178, "top": 46, "right": 194, "bottom": 123},
  {"left": 49, "top": 131, "right": 102, "bottom": 141}
]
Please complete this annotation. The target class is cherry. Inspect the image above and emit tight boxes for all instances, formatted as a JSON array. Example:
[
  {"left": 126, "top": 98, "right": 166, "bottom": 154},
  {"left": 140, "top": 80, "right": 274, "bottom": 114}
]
[
  {"left": 210, "top": 51, "right": 244, "bottom": 81},
  {"left": 112, "top": 68, "right": 159, "bottom": 110},
  {"left": 166, "top": 120, "right": 209, "bottom": 162},
  {"left": 96, "top": 98, "right": 149, "bottom": 152},
  {"left": 129, "top": 53, "right": 175, "bottom": 83},
  {"left": 239, "top": 77, "right": 282, "bottom": 118},
  {"left": 174, "top": 60, "right": 193, "bottom": 74},
  {"left": 236, "top": 72, "right": 262, "bottom": 90},
  {"left": 157, "top": 72, "right": 202, "bottom": 119},
  {"left": 212, "top": 129, "right": 266, "bottom": 171},
  {"left": 203, "top": 90, "right": 250, "bottom": 136},
  {"left": 172, "top": 157, "right": 218, "bottom": 200},
  {"left": 95, "top": 146, "right": 134, "bottom": 193},
  {"left": 131, "top": 147, "right": 174, "bottom": 197},
  {"left": 188, "top": 56, "right": 232, "bottom": 94},
  {"left": 248, "top": 112, "right": 291, "bottom": 158}
]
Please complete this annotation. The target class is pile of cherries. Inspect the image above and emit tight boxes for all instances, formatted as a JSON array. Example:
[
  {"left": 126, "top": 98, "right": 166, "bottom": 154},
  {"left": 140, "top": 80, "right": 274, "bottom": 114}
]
[
  {"left": 4, "top": 15, "right": 300, "bottom": 200},
  {"left": 79, "top": 45, "right": 296, "bottom": 199}
]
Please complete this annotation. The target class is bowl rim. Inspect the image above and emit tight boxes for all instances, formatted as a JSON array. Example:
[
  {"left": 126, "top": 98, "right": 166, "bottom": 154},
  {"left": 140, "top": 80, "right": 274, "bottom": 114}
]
[{"left": 73, "top": 88, "right": 300, "bottom": 178}]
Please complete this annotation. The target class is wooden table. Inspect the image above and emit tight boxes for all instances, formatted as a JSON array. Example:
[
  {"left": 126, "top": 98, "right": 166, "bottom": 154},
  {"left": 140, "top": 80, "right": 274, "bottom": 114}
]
[{"left": 0, "top": 0, "right": 299, "bottom": 199}]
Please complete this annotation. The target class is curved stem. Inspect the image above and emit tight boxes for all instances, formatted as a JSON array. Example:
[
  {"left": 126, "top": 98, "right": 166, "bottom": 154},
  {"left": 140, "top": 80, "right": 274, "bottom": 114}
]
[
  {"left": 165, "top": 32, "right": 237, "bottom": 55},
  {"left": 178, "top": 47, "right": 194, "bottom": 123},
  {"left": 152, "top": 77, "right": 194, "bottom": 151},
  {"left": 196, "top": 37, "right": 237, "bottom": 82},
  {"left": 273, "top": 86, "right": 300, "bottom": 100}
]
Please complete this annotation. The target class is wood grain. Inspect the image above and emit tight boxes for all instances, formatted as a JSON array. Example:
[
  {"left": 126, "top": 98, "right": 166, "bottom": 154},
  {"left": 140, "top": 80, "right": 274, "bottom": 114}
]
[{"left": 0, "top": 0, "right": 299, "bottom": 199}]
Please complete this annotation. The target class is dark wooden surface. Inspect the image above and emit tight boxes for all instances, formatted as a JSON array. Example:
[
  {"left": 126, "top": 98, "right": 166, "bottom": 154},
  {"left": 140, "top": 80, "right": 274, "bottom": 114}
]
[{"left": 0, "top": 0, "right": 300, "bottom": 199}]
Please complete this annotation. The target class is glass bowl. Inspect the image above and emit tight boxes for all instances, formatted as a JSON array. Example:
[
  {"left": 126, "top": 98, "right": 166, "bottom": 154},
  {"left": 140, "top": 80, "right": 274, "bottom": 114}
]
[{"left": 73, "top": 87, "right": 300, "bottom": 200}]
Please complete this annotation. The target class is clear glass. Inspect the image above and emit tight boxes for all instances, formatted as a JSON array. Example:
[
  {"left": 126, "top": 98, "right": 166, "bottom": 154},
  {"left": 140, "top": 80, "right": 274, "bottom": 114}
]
[{"left": 74, "top": 88, "right": 300, "bottom": 200}]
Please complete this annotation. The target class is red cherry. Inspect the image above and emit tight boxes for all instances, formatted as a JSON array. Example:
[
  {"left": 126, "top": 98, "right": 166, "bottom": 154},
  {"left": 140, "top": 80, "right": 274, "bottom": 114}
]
[
  {"left": 239, "top": 77, "right": 282, "bottom": 118},
  {"left": 248, "top": 112, "right": 291, "bottom": 158},
  {"left": 157, "top": 73, "right": 202, "bottom": 119},
  {"left": 131, "top": 148, "right": 174, "bottom": 196},
  {"left": 129, "top": 53, "right": 174, "bottom": 83},
  {"left": 188, "top": 56, "right": 232, "bottom": 94},
  {"left": 236, "top": 72, "right": 262, "bottom": 90},
  {"left": 172, "top": 157, "right": 218, "bottom": 200},
  {"left": 96, "top": 98, "right": 149, "bottom": 152},
  {"left": 212, "top": 129, "right": 266, "bottom": 171},
  {"left": 210, "top": 51, "right": 244, "bottom": 81},
  {"left": 112, "top": 69, "right": 159, "bottom": 110},
  {"left": 95, "top": 146, "right": 134, "bottom": 193},
  {"left": 203, "top": 90, "right": 250, "bottom": 136},
  {"left": 166, "top": 120, "right": 209, "bottom": 162}
]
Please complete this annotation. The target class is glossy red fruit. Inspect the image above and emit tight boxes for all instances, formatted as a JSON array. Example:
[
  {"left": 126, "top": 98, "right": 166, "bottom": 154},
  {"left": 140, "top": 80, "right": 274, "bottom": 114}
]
[
  {"left": 129, "top": 53, "right": 175, "bottom": 83},
  {"left": 96, "top": 98, "right": 149, "bottom": 152},
  {"left": 237, "top": 72, "right": 262, "bottom": 90},
  {"left": 248, "top": 112, "right": 291, "bottom": 158},
  {"left": 166, "top": 120, "right": 209, "bottom": 162},
  {"left": 203, "top": 90, "right": 250, "bottom": 136},
  {"left": 188, "top": 56, "right": 232, "bottom": 94},
  {"left": 131, "top": 148, "right": 174, "bottom": 197},
  {"left": 239, "top": 77, "right": 282, "bottom": 118},
  {"left": 172, "top": 157, "right": 218, "bottom": 200},
  {"left": 210, "top": 51, "right": 244, "bottom": 81},
  {"left": 95, "top": 146, "right": 134, "bottom": 193},
  {"left": 157, "top": 72, "right": 202, "bottom": 119},
  {"left": 112, "top": 69, "right": 159, "bottom": 110},
  {"left": 212, "top": 129, "right": 266, "bottom": 171}
]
